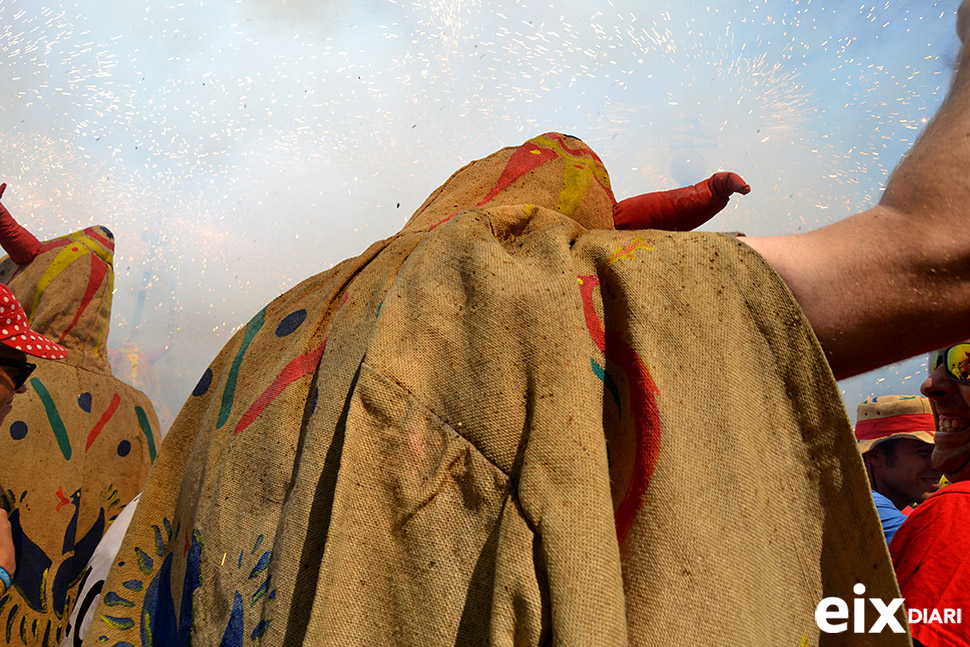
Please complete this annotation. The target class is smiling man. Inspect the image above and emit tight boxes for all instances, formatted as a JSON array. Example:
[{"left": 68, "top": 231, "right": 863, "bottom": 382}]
[
  {"left": 889, "top": 345, "right": 970, "bottom": 647},
  {"left": 855, "top": 396, "right": 939, "bottom": 544},
  {"left": 922, "top": 345, "right": 970, "bottom": 480}
]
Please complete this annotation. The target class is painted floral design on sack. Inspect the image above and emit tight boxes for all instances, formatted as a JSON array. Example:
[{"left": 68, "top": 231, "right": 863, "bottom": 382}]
[
  {"left": 186, "top": 304, "right": 328, "bottom": 437},
  {"left": 0, "top": 485, "right": 122, "bottom": 646},
  {"left": 96, "top": 524, "right": 276, "bottom": 646}
]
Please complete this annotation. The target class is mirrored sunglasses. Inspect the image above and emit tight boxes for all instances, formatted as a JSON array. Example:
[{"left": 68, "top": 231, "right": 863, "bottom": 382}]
[
  {"left": 930, "top": 343, "right": 970, "bottom": 383},
  {"left": 0, "top": 356, "right": 36, "bottom": 390}
]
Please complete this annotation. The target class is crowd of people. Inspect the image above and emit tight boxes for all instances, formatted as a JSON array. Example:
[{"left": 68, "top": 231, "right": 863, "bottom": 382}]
[
  {"left": 1, "top": 1, "right": 970, "bottom": 645},
  {"left": 855, "top": 383, "right": 970, "bottom": 646},
  {"left": 882, "top": 345, "right": 970, "bottom": 647}
]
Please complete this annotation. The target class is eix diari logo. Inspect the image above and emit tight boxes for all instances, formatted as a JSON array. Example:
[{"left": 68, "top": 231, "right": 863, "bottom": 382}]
[{"left": 815, "top": 583, "right": 963, "bottom": 634}]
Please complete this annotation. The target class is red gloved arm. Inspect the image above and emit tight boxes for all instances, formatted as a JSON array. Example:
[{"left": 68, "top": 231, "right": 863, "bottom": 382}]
[
  {"left": 0, "top": 184, "right": 41, "bottom": 265},
  {"left": 613, "top": 172, "right": 751, "bottom": 231}
]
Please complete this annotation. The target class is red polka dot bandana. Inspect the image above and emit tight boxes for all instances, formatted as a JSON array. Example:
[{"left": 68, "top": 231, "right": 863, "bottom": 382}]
[{"left": 0, "top": 284, "right": 67, "bottom": 359}]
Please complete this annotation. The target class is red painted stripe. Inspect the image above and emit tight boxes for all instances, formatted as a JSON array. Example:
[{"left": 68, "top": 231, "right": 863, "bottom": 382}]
[
  {"left": 578, "top": 275, "right": 606, "bottom": 351},
  {"left": 578, "top": 272, "right": 661, "bottom": 544},
  {"left": 429, "top": 212, "right": 458, "bottom": 230},
  {"left": 542, "top": 132, "right": 605, "bottom": 163},
  {"left": 475, "top": 142, "right": 559, "bottom": 208},
  {"left": 609, "top": 330, "right": 661, "bottom": 544},
  {"left": 83, "top": 226, "right": 114, "bottom": 251},
  {"left": 59, "top": 255, "right": 108, "bottom": 343},
  {"left": 233, "top": 338, "right": 328, "bottom": 435},
  {"left": 86, "top": 393, "right": 121, "bottom": 451}
]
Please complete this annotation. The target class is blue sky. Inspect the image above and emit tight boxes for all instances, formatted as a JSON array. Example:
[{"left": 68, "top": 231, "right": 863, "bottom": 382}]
[{"left": 0, "top": 0, "right": 960, "bottom": 427}]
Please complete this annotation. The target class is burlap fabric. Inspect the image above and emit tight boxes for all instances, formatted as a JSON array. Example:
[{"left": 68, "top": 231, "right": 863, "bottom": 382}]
[
  {"left": 86, "top": 133, "right": 903, "bottom": 646},
  {"left": 0, "top": 226, "right": 161, "bottom": 646}
]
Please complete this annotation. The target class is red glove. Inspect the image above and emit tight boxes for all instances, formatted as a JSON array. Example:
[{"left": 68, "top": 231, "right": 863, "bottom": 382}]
[
  {"left": 0, "top": 184, "right": 41, "bottom": 265},
  {"left": 612, "top": 172, "right": 750, "bottom": 232}
]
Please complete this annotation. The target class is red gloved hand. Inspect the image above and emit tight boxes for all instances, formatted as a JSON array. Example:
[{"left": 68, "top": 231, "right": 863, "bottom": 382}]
[
  {"left": 708, "top": 172, "right": 750, "bottom": 200},
  {"left": 0, "top": 184, "right": 41, "bottom": 265},
  {"left": 612, "top": 172, "right": 750, "bottom": 232}
]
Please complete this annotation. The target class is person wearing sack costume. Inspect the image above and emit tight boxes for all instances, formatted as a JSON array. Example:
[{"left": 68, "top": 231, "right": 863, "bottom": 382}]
[
  {"left": 0, "top": 184, "right": 162, "bottom": 647},
  {"left": 89, "top": 3, "right": 970, "bottom": 645},
  {"left": 0, "top": 281, "right": 69, "bottom": 606}
]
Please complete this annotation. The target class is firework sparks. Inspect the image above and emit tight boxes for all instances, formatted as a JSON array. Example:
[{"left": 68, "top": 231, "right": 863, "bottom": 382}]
[{"left": 0, "top": 0, "right": 957, "bottom": 427}]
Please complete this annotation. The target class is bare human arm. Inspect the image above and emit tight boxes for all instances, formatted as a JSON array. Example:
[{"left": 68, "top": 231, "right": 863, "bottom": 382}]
[
  {"left": 744, "top": 0, "right": 970, "bottom": 379},
  {"left": 0, "top": 509, "right": 14, "bottom": 589}
]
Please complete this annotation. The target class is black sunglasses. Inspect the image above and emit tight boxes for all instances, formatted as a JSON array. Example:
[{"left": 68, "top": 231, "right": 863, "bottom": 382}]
[
  {"left": 0, "top": 356, "right": 36, "bottom": 390},
  {"left": 930, "top": 343, "right": 970, "bottom": 383}
]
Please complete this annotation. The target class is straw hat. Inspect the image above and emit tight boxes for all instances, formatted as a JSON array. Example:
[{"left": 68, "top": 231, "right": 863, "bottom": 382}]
[{"left": 855, "top": 395, "right": 934, "bottom": 454}]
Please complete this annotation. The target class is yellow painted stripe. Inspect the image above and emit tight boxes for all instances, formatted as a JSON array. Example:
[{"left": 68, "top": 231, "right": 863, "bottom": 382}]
[{"left": 30, "top": 233, "right": 112, "bottom": 320}]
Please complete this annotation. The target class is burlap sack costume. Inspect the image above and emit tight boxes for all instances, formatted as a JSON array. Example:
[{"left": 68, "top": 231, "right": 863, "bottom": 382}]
[
  {"left": 86, "top": 133, "right": 904, "bottom": 646},
  {"left": 0, "top": 224, "right": 161, "bottom": 646}
]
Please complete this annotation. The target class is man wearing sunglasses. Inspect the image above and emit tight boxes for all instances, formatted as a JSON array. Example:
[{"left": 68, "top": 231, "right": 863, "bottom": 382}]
[
  {"left": 886, "top": 346, "right": 970, "bottom": 647},
  {"left": 0, "top": 349, "right": 34, "bottom": 424}
]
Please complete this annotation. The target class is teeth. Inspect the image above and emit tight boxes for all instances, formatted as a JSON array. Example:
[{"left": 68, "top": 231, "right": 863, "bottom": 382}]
[{"left": 938, "top": 417, "right": 970, "bottom": 433}]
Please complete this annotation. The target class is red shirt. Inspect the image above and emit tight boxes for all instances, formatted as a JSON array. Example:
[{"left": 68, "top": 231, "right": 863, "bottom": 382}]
[{"left": 890, "top": 480, "right": 970, "bottom": 646}]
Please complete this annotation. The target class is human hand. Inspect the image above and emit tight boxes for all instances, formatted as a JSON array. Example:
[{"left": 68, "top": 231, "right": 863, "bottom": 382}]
[{"left": 0, "top": 509, "right": 14, "bottom": 580}]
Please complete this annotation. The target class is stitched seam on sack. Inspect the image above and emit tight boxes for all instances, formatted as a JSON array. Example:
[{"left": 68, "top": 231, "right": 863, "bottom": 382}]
[{"left": 359, "top": 360, "right": 512, "bottom": 479}]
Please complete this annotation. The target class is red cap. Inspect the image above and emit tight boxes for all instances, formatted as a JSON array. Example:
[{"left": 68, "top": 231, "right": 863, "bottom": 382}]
[{"left": 0, "top": 283, "right": 67, "bottom": 359}]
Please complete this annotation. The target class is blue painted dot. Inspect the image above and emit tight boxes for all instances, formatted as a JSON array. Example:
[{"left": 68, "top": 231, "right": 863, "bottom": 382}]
[
  {"left": 275, "top": 309, "right": 307, "bottom": 337},
  {"left": 192, "top": 368, "right": 213, "bottom": 397},
  {"left": 117, "top": 440, "right": 131, "bottom": 457},
  {"left": 309, "top": 386, "right": 319, "bottom": 416},
  {"left": 78, "top": 392, "right": 92, "bottom": 413},
  {"left": 9, "top": 421, "right": 26, "bottom": 440}
]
